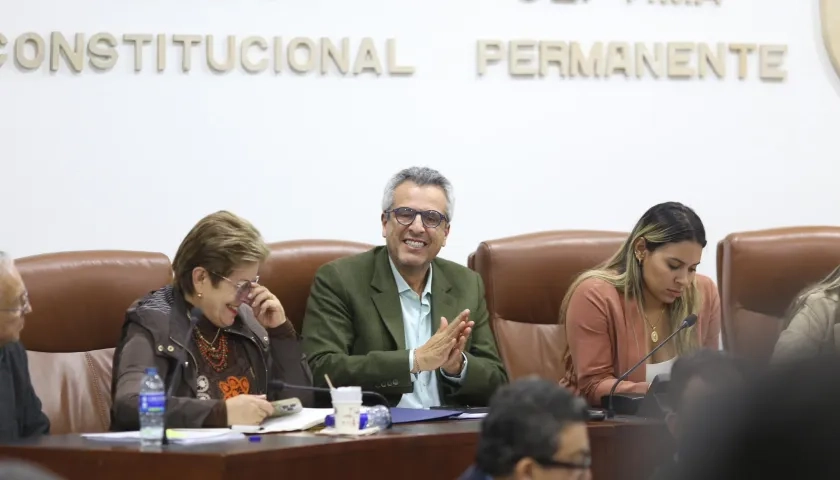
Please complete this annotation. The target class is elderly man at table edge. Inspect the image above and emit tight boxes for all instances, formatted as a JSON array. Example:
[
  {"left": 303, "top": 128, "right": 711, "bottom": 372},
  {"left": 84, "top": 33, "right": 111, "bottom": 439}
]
[
  {"left": 301, "top": 166, "right": 508, "bottom": 408},
  {"left": 0, "top": 251, "right": 50, "bottom": 443}
]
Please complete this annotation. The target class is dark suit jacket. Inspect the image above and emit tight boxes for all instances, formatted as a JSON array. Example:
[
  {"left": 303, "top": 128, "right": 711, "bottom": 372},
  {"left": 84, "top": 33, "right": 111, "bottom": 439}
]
[
  {"left": 301, "top": 246, "right": 508, "bottom": 406},
  {"left": 0, "top": 342, "right": 50, "bottom": 443},
  {"left": 648, "top": 457, "right": 679, "bottom": 480},
  {"left": 458, "top": 465, "right": 492, "bottom": 480}
]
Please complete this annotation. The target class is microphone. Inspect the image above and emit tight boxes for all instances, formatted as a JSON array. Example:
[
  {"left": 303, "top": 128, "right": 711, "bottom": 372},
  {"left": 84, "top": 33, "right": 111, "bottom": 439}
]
[
  {"left": 268, "top": 380, "right": 393, "bottom": 429},
  {"left": 162, "top": 306, "right": 202, "bottom": 445},
  {"left": 604, "top": 313, "right": 698, "bottom": 419}
]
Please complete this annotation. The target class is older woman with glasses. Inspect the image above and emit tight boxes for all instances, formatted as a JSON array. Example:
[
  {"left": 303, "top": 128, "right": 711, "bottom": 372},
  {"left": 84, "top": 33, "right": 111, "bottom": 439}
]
[
  {"left": 110, "top": 211, "right": 313, "bottom": 431},
  {"left": 0, "top": 251, "right": 50, "bottom": 443}
]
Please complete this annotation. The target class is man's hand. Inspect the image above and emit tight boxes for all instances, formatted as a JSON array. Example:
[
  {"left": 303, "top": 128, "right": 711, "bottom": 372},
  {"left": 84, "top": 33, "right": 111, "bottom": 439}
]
[
  {"left": 441, "top": 310, "right": 472, "bottom": 375},
  {"left": 441, "top": 337, "right": 467, "bottom": 376},
  {"left": 415, "top": 309, "right": 474, "bottom": 372}
]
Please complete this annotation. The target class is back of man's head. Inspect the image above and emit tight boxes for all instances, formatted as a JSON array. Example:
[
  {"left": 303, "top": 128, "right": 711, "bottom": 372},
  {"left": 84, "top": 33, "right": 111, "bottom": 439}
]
[
  {"left": 664, "top": 349, "right": 745, "bottom": 445},
  {"left": 668, "top": 348, "right": 745, "bottom": 414},
  {"left": 679, "top": 354, "right": 840, "bottom": 479},
  {"left": 475, "top": 377, "right": 588, "bottom": 477}
]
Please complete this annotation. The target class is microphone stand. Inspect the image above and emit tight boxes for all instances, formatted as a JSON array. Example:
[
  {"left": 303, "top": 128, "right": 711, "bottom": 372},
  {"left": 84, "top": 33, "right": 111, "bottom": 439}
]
[
  {"left": 161, "top": 308, "right": 202, "bottom": 445},
  {"left": 605, "top": 314, "right": 697, "bottom": 419}
]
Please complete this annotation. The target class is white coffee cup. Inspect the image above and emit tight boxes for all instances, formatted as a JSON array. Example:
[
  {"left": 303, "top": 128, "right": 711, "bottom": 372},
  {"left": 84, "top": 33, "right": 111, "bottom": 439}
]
[{"left": 330, "top": 386, "right": 363, "bottom": 434}]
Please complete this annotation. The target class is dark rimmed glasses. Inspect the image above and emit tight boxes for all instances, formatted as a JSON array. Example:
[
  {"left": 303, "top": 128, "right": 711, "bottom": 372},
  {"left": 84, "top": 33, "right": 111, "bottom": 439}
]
[
  {"left": 211, "top": 272, "right": 259, "bottom": 304},
  {"left": 384, "top": 207, "right": 448, "bottom": 228},
  {"left": 0, "top": 291, "right": 30, "bottom": 315},
  {"left": 536, "top": 457, "right": 592, "bottom": 480}
]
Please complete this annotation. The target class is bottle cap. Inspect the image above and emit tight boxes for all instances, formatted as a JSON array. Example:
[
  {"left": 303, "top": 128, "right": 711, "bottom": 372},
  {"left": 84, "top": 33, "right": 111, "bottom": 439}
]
[
  {"left": 144, "top": 367, "right": 157, "bottom": 375},
  {"left": 248, "top": 436, "right": 262, "bottom": 443}
]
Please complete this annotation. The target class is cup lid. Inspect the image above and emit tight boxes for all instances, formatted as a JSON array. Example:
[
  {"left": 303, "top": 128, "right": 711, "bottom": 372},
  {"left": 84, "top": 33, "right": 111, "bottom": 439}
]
[{"left": 330, "top": 386, "right": 363, "bottom": 402}]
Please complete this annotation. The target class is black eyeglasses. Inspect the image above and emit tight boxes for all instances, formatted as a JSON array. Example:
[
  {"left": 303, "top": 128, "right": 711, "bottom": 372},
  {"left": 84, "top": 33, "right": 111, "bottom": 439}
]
[
  {"left": 385, "top": 207, "right": 448, "bottom": 228},
  {"left": 536, "top": 457, "right": 591, "bottom": 479}
]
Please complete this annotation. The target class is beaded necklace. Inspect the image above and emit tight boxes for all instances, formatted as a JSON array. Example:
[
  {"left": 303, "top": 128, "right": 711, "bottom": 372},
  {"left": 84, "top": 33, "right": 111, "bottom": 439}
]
[{"left": 193, "top": 326, "right": 230, "bottom": 372}]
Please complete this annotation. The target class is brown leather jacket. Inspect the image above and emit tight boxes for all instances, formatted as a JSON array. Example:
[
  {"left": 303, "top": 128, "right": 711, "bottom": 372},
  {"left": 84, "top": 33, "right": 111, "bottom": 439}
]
[{"left": 110, "top": 285, "right": 314, "bottom": 431}]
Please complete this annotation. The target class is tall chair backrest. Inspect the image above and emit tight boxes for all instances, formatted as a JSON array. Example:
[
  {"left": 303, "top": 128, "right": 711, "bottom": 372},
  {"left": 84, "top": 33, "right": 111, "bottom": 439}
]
[
  {"left": 259, "top": 240, "right": 374, "bottom": 333},
  {"left": 16, "top": 250, "right": 172, "bottom": 434},
  {"left": 717, "top": 227, "right": 840, "bottom": 363},
  {"left": 472, "top": 231, "right": 626, "bottom": 382}
]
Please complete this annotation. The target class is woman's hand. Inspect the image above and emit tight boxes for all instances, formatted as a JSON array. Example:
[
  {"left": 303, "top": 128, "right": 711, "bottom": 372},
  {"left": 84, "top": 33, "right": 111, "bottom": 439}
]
[
  {"left": 248, "top": 284, "right": 287, "bottom": 329},
  {"left": 225, "top": 394, "right": 274, "bottom": 425}
]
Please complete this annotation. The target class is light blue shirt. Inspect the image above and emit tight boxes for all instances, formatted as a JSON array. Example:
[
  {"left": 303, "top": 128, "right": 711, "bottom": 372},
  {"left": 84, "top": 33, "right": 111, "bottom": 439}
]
[{"left": 388, "top": 256, "right": 468, "bottom": 408}]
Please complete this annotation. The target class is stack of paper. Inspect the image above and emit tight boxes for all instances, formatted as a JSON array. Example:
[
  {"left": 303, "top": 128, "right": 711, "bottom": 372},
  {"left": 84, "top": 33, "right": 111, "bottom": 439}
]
[
  {"left": 315, "top": 426, "right": 380, "bottom": 437},
  {"left": 82, "top": 431, "right": 142, "bottom": 443},
  {"left": 82, "top": 428, "right": 245, "bottom": 445},
  {"left": 165, "top": 429, "right": 245, "bottom": 444}
]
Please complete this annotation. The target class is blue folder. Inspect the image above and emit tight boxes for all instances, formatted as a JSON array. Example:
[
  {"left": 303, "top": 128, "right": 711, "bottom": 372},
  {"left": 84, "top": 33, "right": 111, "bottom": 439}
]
[{"left": 389, "top": 407, "right": 461, "bottom": 424}]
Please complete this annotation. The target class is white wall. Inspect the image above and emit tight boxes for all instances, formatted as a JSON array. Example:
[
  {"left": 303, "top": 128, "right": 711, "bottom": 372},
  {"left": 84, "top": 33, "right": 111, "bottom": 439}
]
[{"left": 1, "top": 0, "right": 838, "bottom": 281}]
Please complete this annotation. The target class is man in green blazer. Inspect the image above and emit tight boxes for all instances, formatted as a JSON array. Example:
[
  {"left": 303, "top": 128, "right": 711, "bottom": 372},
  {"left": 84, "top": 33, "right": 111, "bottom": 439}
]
[{"left": 301, "top": 167, "right": 508, "bottom": 408}]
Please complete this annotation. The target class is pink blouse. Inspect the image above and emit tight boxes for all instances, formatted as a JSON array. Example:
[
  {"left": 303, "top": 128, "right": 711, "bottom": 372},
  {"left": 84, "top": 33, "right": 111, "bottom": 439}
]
[{"left": 559, "top": 274, "right": 721, "bottom": 406}]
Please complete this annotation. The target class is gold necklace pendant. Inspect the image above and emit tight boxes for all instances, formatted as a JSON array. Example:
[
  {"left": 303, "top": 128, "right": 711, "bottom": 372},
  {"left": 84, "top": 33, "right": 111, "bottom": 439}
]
[{"left": 651, "top": 329, "right": 659, "bottom": 343}]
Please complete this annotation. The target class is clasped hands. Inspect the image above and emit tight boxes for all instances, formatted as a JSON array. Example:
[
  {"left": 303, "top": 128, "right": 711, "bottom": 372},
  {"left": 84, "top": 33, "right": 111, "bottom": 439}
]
[{"left": 414, "top": 309, "right": 474, "bottom": 376}]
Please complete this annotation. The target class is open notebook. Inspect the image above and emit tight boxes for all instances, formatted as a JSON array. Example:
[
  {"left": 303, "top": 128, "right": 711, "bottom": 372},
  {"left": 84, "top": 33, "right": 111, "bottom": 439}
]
[{"left": 231, "top": 408, "right": 333, "bottom": 434}]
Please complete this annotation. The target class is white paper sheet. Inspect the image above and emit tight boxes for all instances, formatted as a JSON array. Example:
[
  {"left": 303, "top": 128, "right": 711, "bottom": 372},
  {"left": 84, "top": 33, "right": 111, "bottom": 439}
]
[{"left": 455, "top": 412, "right": 488, "bottom": 419}]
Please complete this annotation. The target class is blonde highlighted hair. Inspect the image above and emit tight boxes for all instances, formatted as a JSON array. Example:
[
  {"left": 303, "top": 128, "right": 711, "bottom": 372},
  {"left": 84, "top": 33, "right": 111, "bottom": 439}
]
[
  {"left": 172, "top": 211, "right": 270, "bottom": 295},
  {"left": 559, "top": 202, "right": 707, "bottom": 355},
  {"left": 782, "top": 264, "right": 840, "bottom": 330}
]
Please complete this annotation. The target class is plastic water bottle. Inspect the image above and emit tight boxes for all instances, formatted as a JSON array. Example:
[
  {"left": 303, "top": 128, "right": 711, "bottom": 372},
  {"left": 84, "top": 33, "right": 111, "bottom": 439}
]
[
  {"left": 363, "top": 405, "right": 392, "bottom": 430},
  {"left": 324, "top": 404, "right": 392, "bottom": 431},
  {"left": 138, "top": 367, "right": 166, "bottom": 446}
]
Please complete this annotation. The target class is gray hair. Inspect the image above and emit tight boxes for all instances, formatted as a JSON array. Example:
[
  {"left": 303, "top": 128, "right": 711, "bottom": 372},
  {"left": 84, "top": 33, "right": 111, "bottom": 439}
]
[
  {"left": 381, "top": 166, "right": 455, "bottom": 221},
  {"left": 0, "top": 252, "right": 12, "bottom": 276}
]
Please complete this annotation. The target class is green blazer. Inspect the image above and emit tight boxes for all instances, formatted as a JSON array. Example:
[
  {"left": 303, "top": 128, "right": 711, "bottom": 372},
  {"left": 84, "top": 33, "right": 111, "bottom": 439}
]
[{"left": 301, "top": 246, "right": 508, "bottom": 407}]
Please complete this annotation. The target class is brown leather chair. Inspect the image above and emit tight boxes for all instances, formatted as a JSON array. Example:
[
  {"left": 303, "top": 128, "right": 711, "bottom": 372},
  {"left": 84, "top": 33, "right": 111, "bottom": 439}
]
[
  {"left": 717, "top": 226, "right": 840, "bottom": 364},
  {"left": 17, "top": 251, "right": 173, "bottom": 434},
  {"left": 472, "top": 231, "right": 626, "bottom": 382},
  {"left": 259, "top": 240, "right": 374, "bottom": 333}
]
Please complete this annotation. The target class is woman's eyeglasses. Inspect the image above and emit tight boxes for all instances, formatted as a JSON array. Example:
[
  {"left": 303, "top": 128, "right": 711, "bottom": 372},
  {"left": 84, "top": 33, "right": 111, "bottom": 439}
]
[
  {"left": 211, "top": 273, "right": 258, "bottom": 304},
  {"left": 0, "top": 291, "right": 30, "bottom": 315}
]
